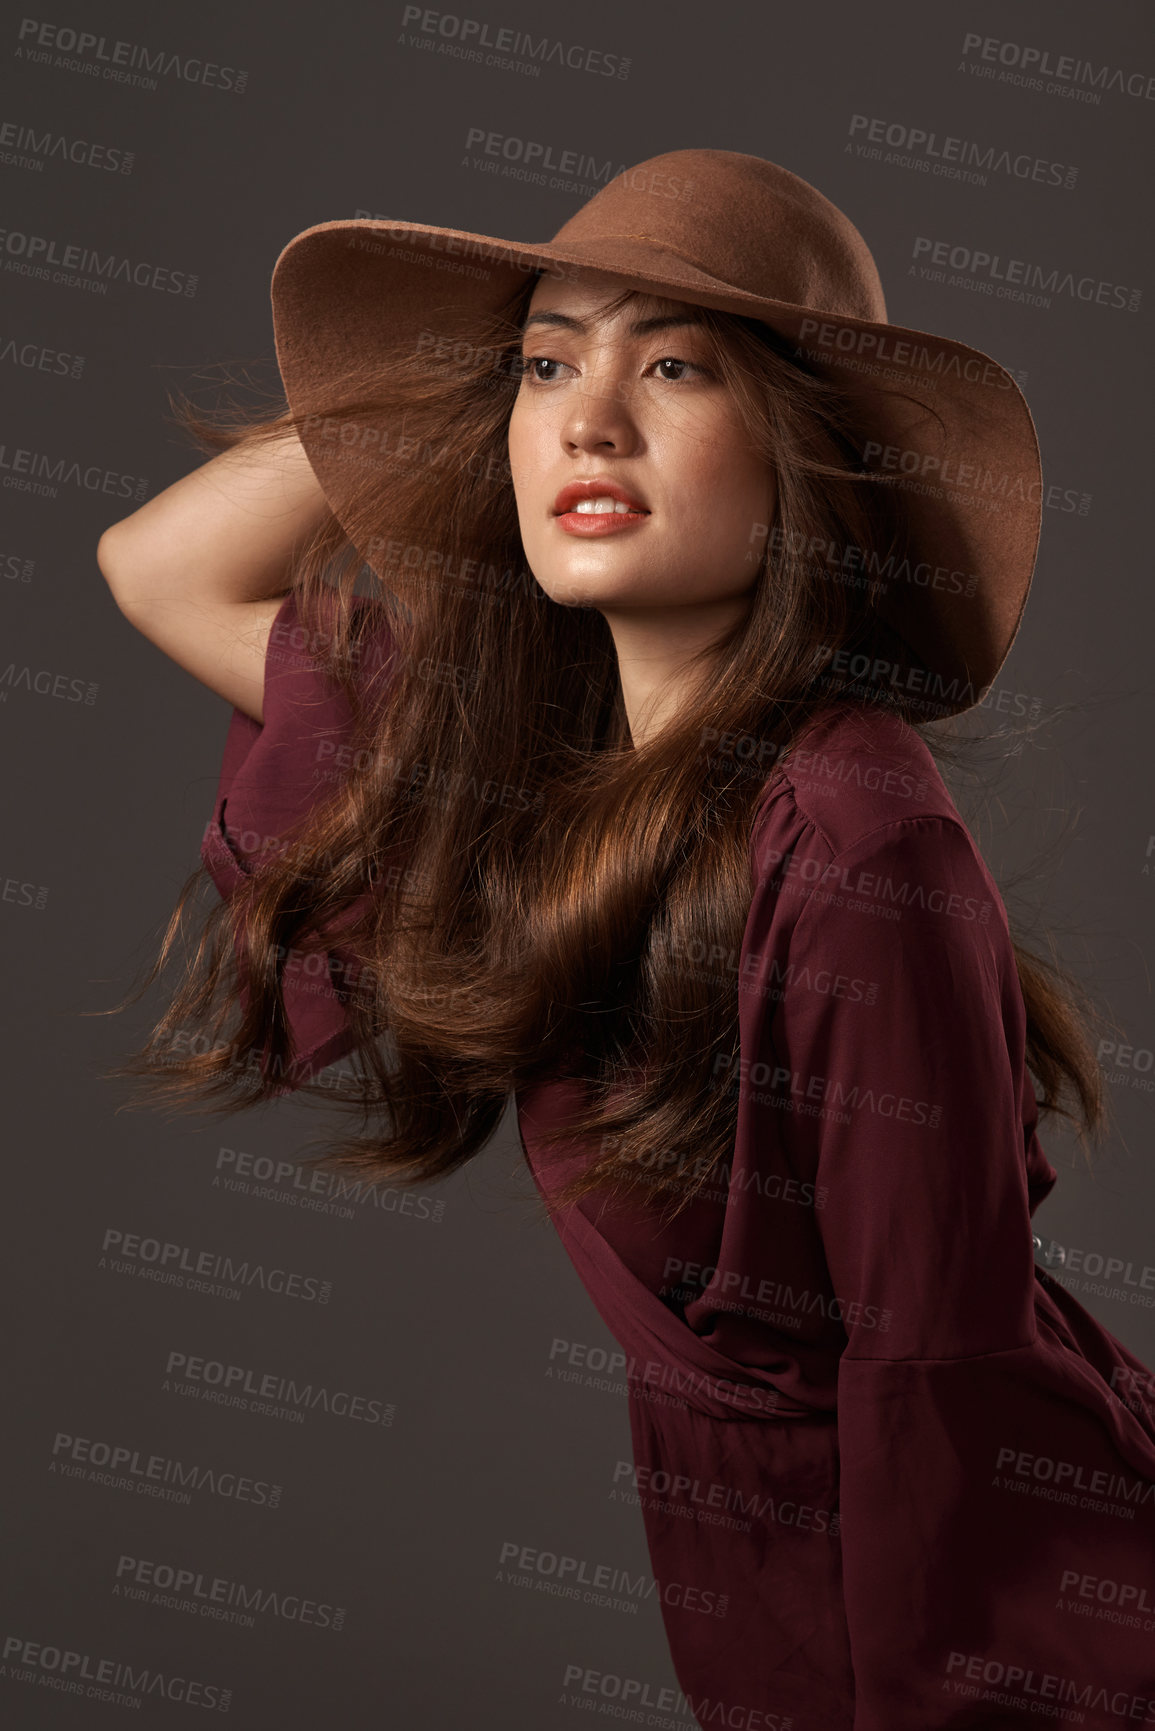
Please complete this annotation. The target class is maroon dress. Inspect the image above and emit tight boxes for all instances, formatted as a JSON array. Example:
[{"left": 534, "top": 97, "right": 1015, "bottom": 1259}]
[{"left": 202, "top": 593, "right": 1155, "bottom": 1730}]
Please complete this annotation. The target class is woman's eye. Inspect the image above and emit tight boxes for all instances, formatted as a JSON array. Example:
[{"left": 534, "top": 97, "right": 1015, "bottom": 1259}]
[
  {"left": 519, "top": 356, "right": 565, "bottom": 383},
  {"left": 651, "top": 357, "right": 697, "bottom": 381},
  {"left": 517, "top": 354, "right": 704, "bottom": 385}
]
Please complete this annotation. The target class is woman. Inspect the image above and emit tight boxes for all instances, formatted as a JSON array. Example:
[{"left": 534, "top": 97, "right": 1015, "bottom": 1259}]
[{"left": 98, "top": 151, "right": 1155, "bottom": 1728}]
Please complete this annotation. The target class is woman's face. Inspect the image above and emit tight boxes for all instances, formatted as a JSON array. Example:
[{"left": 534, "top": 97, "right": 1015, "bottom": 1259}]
[{"left": 507, "top": 269, "right": 777, "bottom": 621}]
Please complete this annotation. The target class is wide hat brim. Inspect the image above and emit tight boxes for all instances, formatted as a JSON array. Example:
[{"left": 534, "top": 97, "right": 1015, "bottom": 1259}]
[{"left": 269, "top": 150, "right": 1042, "bottom": 720}]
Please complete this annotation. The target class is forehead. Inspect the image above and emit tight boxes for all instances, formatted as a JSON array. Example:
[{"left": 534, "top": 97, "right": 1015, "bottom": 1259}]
[{"left": 523, "top": 267, "right": 699, "bottom": 328}]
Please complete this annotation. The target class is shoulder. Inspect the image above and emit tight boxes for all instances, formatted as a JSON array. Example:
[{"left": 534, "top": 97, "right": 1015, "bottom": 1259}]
[
  {"left": 761, "top": 701, "right": 958, "bottom": 851},
  {"left": 752, "top": 701, "right": 964, "bottom": 865},
  {"left": 749, "top": 702, "right": 1005, "bottom": 933}
]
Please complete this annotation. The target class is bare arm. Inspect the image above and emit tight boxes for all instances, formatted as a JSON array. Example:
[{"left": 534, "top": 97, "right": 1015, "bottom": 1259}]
[{"left": 97, "top": 432, "right": 331, "bottom": 724}]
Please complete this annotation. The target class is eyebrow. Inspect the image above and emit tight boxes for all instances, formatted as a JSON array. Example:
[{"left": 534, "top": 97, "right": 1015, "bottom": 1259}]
[{"left": 519, "top": 310, "right": 707, "bottom": 337}]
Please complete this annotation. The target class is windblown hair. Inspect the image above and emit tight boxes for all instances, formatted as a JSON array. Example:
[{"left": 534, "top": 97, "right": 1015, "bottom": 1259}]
[{"left": 103, "top": 275, "right": 1112, "bottom": 1220}]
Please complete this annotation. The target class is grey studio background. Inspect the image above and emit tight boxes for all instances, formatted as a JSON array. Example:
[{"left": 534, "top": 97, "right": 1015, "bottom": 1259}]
[{"left": 2, "top": 0, "right": 1152, "bottom": 1725}]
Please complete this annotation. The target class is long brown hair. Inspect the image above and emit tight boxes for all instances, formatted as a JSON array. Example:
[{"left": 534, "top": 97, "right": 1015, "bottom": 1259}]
[{"left": 101, "top": 276, "right": 1114, "bottom": 1220}]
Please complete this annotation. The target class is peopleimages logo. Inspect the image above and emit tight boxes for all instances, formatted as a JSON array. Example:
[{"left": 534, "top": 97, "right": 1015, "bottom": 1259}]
[
  {"left": 859, "top": 440, "right": 1091, "bottom": 518},
  {"left": 212, "top": 1143, "right": 446, "bottom": 1222},
  {"left": 944, "top": 1649, "right": 1155, "bottom": 1720},
  {"left": 49, "top": 1428, "right": 282, "bottom": 1509},
  {"left": 611, "top": 1457, "right": 841, "bottom": 1537},
  {"left": 0, "top": 661, "right": 98, "bottom": 704},
  {"left": 0, "top": 337, "right": 85, "bottom": 378},
  {"left": 462, "top": 128, "right": 693, "bottom": 198},
  {"left": 993, "top": 1445, "right": 1154, "bottom": 1516},
  {"left": 0, "top": 119, "right": 134, "bottom": 173},
  {"left": 911, "top": 237, "right": 1141, "bottom": 313},
  {"left": 99, "top": 1227, "right": 332, "bottom": 1304},
  {"left": 752, "top": 845, "right": 992, "bottom": 928},
  {"left": 713, "top": 1051, "right": 943, "bottom": 1126},
  {"left": 0, "top": 440, "right": 146, "bottom": 499},
  {"left": 114, "top": 1553, "right": 346, "bottom": 1631},
  {"left": 559, "top": 1662, "right": 792, "bottom": 1731},
  {"left": 959, "top": 33, "right": 1155, "bottom": 103},
  {"left": 164, "top": 1348, "right": 396, "bottom": 1428},
  {"left": 0, "top": 226, "right": 197, "bottom": 295},
  {"left": 796, "top": 315, "right": 1017, "bottom": 389},
  {"left": 14, "top": 18, "right": 248, "bottom": 93},
  {"left": 399, "top": 6, "right": 630, "bottom": 78},
  {"left": 2, "top": 1634, "right": 231, "bottom": 1713},
  {"left": 496, "top": 1538, "right": 728, "bottom": 1619},
  {"left": 847, "top": 114, "right": 1077, "bottom": 190}
]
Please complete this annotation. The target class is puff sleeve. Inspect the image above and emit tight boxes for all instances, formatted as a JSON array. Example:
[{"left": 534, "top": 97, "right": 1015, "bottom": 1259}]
[
  {"left": 200, "top": 589, "right": 396, "bottom": 1088},
  {"left": 772, "top": 816, "right": 1155, "bottom": 1728}
]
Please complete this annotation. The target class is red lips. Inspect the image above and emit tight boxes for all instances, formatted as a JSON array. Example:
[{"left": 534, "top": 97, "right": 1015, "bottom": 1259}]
[{"left": 552, "top": 477, "right": 650, "bottom": 515}]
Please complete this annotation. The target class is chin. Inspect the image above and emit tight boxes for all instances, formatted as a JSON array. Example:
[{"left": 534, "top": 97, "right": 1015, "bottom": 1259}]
[
  {"left": 537, "top": 564, "right": 668, "bottom": 607},
  {"left": 556, "top": 588, "right": 653, "bottom": 613},
  {"left": 544, "top": 589, "right": 607, "bottom": 612},
  {"left": 533, "top": 574, "right": 627, "bottom": 609}
]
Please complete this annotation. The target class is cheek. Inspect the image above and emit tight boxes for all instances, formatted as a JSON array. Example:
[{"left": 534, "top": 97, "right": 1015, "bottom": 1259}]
[
  {"left": 674, "top": 430, "right": 772, "bottom": 531},
  {"left": 506, "top": 406, "right": 535, "bottom": 519},
  {"left": 676, "top": 423, "right": 774, "bottom": 575},
  {"left": 506, "top": 400, "right": 525, "bottom": 471},
  {"left": 507, "top": 401, "right": 549, "bottom": 496},
  {"left": 661, "top": 402, "right": 758, "bottom": 483},
  {"left": 711, "top": 428, "right": 774, "bottom": 527}
]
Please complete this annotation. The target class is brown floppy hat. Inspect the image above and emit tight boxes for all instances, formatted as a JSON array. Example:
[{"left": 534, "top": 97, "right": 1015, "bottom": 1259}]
[{"left": 269, "top": 147, "right": 1043, "bottom": 718}]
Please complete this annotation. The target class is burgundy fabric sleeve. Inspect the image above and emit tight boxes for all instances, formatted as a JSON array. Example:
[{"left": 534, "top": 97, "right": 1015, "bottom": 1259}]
[{"left": 774, "top": 814, "right": 1155, "bottom": 1725}]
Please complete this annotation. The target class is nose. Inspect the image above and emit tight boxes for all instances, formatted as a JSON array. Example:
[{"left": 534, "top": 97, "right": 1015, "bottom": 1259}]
[{"left": 560, "top": 366, "right": 641, "bottom": 456}]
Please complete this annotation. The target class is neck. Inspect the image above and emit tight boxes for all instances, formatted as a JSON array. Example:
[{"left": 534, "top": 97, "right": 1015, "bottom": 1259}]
[{"left": 602, "top": 596, "right": 750, "bottom": 747}]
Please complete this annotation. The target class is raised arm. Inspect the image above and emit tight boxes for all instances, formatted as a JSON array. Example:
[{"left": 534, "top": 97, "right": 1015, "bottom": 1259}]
[{"left": 96, "top": 431, "right": 330, "bottom": 723}]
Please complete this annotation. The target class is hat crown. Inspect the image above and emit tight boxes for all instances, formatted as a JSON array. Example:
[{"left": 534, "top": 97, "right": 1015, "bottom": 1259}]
[{"left": 546, "top": 148, "right": 887, "bottom": 323}]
